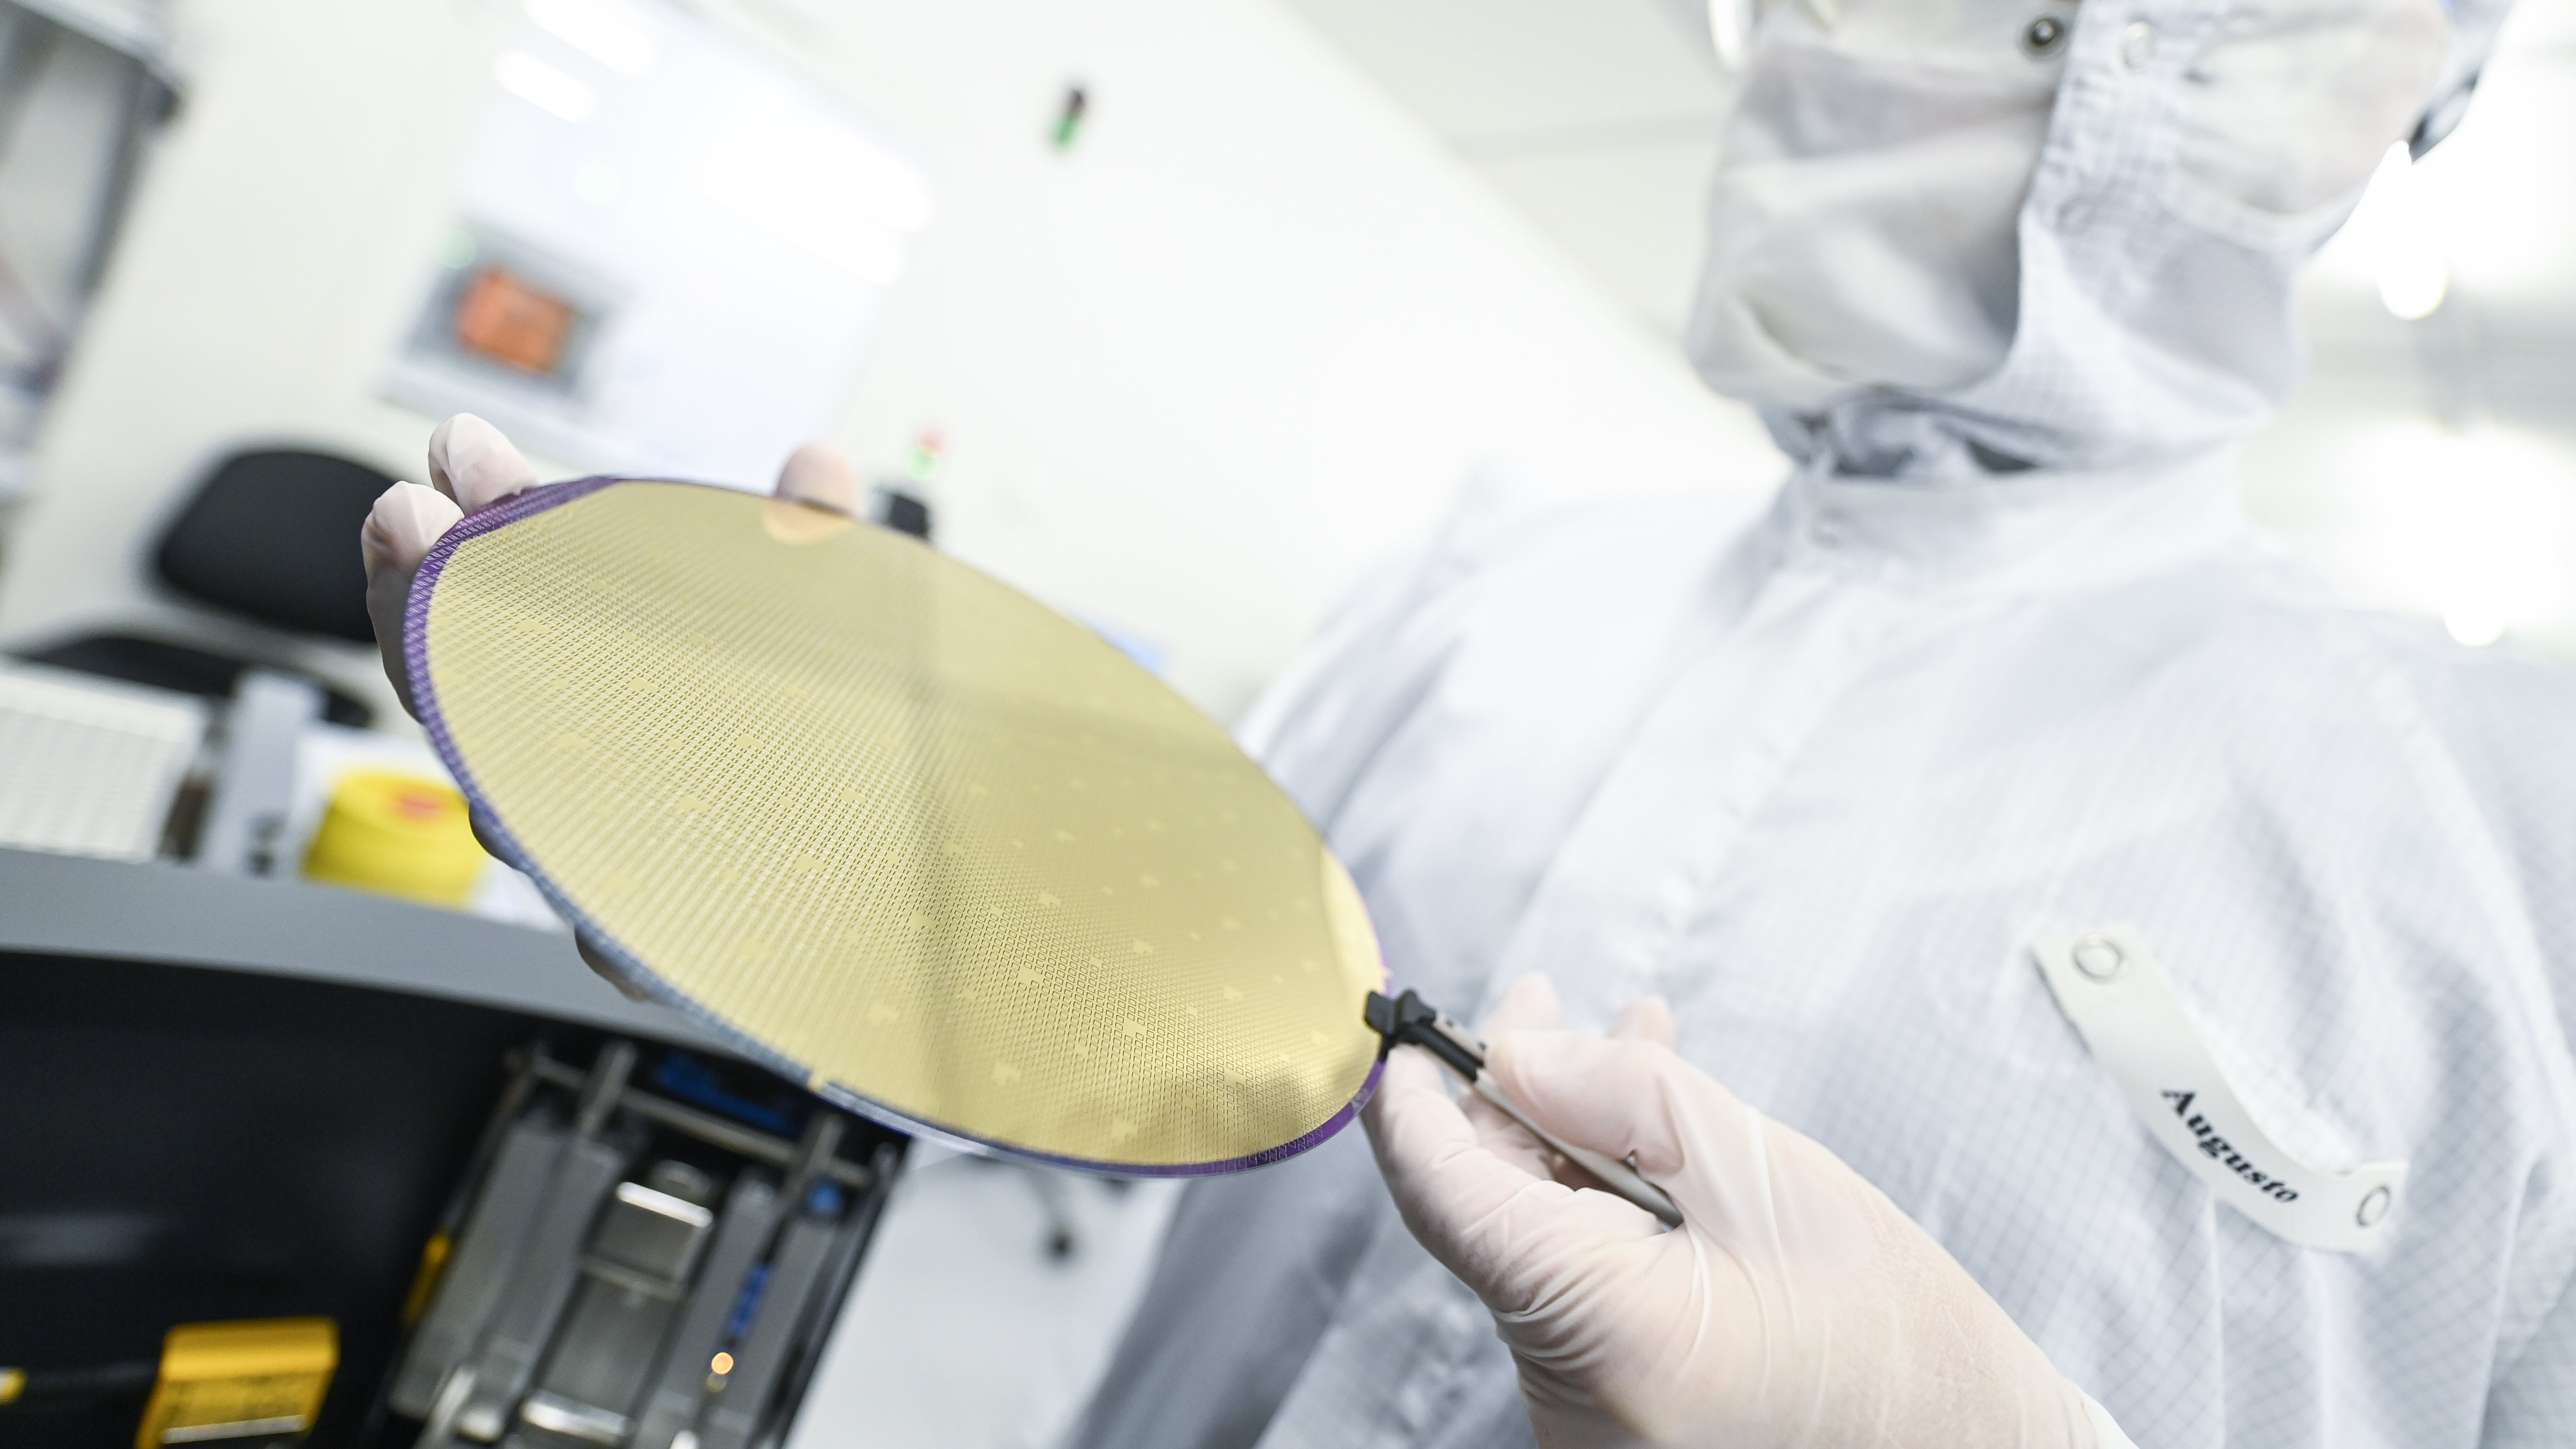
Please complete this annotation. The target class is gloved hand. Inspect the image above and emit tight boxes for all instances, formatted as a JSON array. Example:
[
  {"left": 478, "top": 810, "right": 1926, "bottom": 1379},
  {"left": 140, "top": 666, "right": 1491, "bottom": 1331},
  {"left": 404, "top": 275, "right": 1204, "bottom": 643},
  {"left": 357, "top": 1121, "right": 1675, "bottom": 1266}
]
[
  {"left": 358, "top": 415, "right": 865, "bottom": 998},
  {"left": 1364, "top": 975, "right": 2130, "bottom": 1449},
  {"left": 360, "top": 416, "right": 865, "bottom": 712}
]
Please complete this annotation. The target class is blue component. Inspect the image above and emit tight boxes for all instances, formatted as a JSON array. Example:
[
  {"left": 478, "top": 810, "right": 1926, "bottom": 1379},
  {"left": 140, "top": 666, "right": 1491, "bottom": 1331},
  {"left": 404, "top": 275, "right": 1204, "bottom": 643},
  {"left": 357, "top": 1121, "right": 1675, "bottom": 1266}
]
[
  {"left": 651, "top": 1052, "right": 806, "bottom": 1137},
  {"left": 807, "top": 1181, "right": 845, "bottom": 1216},
  {"left": 724, "top": 1264, "right": 771, "bottom": 1344}
]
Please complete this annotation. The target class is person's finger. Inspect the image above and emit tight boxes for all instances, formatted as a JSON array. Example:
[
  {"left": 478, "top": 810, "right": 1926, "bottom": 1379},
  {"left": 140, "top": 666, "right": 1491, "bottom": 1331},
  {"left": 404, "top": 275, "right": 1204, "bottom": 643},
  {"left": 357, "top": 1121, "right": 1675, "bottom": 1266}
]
[
  {"left": 775, "top": 441, "right": 864, "bottom": 514},
  {"left": 1487, "top": 1030, "right": 1761, "bottom": 1229},
  {"left": 427, "top": 413, "right": 541, "bottom": 513},
  {"left": 1365, "top": 1045, "right": 1555, "bottom": 1258},
  {"left": 1364, "top": 1045, "right": 1484, "bottom": 1221},
  {"left": 1482, "top": 974, "right": 1563, "bottom": 1032},
  {"left": 1368, "top": 1042, "right": 1663, "bottom": 1312},
  {"left": 1461, "top": 975, "right": 1562, "bottom": 1175},
  {"left": 1500, "top": 1031, "right": 1909, "bottom": 1278},
  {"left": 1611, "top": 995, "right": 1677, "bottom": 1049},
  {"left": 575, "top": 930, "right": 656, "bottom": 1003},
  {"left": 360, "top": 481, "right": 464, "bottom": 718},
  {"left": 465, "top": 804, "right": 516, "bottom": 866},
  {"left": 360, "top": 480, "right": 463, "bottom": 579},
  {"left": 1468, "top": 982, "right": 1676, "bottom": 1200}
]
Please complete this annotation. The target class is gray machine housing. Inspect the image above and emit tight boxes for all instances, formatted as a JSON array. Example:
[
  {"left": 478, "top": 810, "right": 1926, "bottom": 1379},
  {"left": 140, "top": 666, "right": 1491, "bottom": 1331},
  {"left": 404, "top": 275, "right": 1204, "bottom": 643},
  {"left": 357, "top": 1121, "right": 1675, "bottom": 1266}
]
[{"left": 388, "top": 1040, "right": 902, "bottom": 1449}]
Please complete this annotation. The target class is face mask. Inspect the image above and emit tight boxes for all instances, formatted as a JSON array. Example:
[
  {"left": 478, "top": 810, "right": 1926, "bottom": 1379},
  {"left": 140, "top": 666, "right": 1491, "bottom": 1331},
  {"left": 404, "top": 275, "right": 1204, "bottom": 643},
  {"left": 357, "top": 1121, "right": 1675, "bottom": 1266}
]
[
  {"left": 1686, "top": 0, "right": 2451, "bottom": 432},
  {"left": 1686, "top": 0, "right": 2078, "bottom": 407}
]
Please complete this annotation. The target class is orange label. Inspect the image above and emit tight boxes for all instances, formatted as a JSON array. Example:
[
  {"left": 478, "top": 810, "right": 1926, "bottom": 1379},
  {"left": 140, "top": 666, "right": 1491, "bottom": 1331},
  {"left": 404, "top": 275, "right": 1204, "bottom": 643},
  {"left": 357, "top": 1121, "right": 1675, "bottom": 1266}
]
[{"left": 453, "top": 266, "right": 577, "bottom": 375}]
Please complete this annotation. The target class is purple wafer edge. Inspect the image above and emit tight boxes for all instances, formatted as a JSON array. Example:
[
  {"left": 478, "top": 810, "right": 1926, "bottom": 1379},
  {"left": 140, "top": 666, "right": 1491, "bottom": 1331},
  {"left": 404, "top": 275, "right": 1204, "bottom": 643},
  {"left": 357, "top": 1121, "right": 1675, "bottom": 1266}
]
[{"left": 403, "top": 475, "right": 1382, "bottom": 1177}]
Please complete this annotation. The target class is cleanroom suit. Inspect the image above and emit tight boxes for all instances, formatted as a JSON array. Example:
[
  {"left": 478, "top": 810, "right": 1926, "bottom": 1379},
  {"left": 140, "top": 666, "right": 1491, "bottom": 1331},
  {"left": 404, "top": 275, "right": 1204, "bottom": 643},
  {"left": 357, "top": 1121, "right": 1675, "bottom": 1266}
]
[{"left": 1063, "top": 0, "right": 2574, "bottom": 1444}]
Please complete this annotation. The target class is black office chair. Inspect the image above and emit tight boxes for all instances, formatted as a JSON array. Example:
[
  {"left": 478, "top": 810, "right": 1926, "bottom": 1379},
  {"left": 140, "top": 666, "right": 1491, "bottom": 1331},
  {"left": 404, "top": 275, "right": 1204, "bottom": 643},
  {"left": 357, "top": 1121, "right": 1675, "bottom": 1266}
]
[{"left": 17, "top": 449, "right": 394, "bottom": 727}]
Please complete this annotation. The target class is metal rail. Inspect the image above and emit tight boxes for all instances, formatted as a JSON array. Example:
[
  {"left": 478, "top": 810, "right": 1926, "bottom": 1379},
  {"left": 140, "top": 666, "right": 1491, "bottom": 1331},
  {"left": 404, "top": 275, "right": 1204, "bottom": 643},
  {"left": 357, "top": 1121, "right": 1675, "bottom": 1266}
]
[{"left": 525, "top": 1054, "right": 876, "bottom": 1191}]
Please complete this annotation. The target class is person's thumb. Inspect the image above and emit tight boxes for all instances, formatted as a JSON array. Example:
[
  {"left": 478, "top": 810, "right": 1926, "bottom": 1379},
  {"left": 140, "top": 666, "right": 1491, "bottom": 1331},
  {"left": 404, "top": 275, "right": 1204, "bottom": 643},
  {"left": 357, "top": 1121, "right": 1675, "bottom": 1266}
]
[
  {"left": 1365, "top": 1044, "right": 1532, "bottom": 1243},
  {"left": 1367, "top": 1043, "right": 1656, "bottom": 1309},
  {"left": 361, "top": 481, "right": 464, "bottom": 718},
  {"left": 1610, "top": 994, "right": 1676, "bottom": 1048}
]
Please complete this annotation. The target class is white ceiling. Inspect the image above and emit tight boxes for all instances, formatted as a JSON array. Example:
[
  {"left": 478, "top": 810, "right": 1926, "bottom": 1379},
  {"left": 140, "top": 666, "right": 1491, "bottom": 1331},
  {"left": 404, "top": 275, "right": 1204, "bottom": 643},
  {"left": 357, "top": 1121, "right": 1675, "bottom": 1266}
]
[{"left": 1283, "top": 0, "right": 1731, "bottom": 335}]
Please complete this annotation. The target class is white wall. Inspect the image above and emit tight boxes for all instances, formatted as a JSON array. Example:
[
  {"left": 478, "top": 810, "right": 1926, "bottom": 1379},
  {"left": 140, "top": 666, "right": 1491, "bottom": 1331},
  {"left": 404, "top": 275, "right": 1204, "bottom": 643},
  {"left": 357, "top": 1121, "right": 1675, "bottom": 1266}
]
[
  {"left": 0, "top": 0, "right": 1780, "bottom": 723},
  {"left": 2243, "top": 0, "right": 2576, "bottom": 662}
]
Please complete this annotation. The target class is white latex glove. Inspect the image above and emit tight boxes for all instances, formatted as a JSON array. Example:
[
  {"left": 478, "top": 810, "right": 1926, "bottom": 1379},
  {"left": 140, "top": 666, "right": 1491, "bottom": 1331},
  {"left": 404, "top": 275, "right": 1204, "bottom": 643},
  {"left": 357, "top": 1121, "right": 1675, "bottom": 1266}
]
[
  {"left": 356, "top": 416, "right": 866, "bottom": 995},
  {"left": 1364, "top": 975, "right": 2129, "bottom": 1449}
]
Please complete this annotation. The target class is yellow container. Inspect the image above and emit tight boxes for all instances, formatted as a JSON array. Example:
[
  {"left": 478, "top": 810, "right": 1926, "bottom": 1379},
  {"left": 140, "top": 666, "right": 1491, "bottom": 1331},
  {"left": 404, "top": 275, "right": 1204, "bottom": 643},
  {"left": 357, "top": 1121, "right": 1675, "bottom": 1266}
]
[
  {"left": 301, "top": 771, "right": 487, "bottom": 907},
  {"left": 134, "top": 1317, "right": 337, "bottom": 1448}
]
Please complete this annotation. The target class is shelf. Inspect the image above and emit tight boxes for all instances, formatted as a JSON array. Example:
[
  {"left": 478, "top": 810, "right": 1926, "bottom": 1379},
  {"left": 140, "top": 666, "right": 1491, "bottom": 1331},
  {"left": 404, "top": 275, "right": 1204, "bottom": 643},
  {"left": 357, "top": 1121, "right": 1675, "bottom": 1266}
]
[{"left": 0, "top": 846, "right": 724, "bottom": 1047}]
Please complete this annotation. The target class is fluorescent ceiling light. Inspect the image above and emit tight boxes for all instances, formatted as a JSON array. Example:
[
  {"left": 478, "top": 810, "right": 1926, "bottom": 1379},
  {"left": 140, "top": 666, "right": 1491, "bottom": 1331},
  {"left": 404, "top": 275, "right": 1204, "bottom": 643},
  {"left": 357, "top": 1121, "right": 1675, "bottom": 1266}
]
[
  {"left": 495, "top": 50, "right": 596, "bottom": 124},
  {"left": 526, "top": 0, "right": 656, "bottom": 76}
]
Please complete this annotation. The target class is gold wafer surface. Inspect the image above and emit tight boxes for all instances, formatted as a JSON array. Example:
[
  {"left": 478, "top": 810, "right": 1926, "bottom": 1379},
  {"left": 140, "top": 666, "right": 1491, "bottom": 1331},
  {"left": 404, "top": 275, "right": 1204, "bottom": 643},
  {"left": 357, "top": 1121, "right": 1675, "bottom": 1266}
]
[{"left": 418, "top": 481, "right": 1383, "bottom": 1169}]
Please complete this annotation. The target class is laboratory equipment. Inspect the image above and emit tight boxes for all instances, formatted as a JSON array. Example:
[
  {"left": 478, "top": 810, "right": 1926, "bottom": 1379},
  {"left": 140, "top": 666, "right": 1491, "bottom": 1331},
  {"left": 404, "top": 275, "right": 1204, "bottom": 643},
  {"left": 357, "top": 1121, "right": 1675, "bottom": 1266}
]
[
  {"left": 301, "top": 772, "right": 487, "bottom": 906},
  {"left": 0, "top": 660, "right": 202, "bottom": 860},
  {"left": 390, "top": 1038, "right": 901, "bottom": 1449},
  {"left": 132, "top": 1318, "right": 338, "bottom": 1449},
  {"left": 0, "top": 0, "right": 175, "bottom": 495}
]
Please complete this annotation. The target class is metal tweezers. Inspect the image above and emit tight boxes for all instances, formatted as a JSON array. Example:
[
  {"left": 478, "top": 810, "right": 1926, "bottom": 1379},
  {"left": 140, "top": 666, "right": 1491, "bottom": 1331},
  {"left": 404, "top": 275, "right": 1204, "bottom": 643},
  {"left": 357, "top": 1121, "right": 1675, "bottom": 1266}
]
[{"left": 1364, "top": 989, "right": 1683, "bottom": 1228}]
